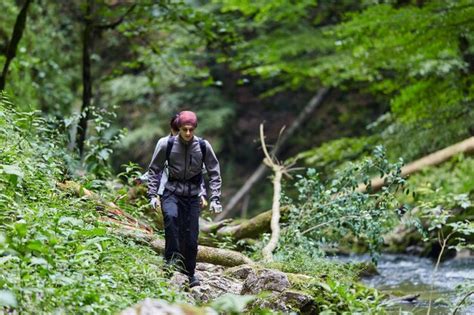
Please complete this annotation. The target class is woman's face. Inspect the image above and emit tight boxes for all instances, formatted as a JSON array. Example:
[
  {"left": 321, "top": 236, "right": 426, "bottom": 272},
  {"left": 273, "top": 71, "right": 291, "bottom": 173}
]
[{"left": 179, "top": 124, "right": 195, "bottom": 142}]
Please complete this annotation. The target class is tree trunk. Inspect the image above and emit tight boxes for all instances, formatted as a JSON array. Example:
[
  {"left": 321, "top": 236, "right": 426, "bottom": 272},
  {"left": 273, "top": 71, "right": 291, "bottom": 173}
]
[
  {"left": 0, "top": 0, "right": 32, "bottom": 90},
  {"left": 262, "top": 168, "right": 282, "bottom": 262},
  {"left": 217, "top": 206, "right": 289, "bottom": 240},
  {"left": 76, "top": 0, "right": 94, "bottom": 157},
  {"left": 217, "top": 87, "right": 330, "bottom": 220}
]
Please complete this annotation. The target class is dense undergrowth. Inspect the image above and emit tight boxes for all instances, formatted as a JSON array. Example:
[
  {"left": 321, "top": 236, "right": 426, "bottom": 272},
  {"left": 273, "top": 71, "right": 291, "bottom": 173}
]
[{"left": 0, "top": 97, "right": 187, "bottom": 313}]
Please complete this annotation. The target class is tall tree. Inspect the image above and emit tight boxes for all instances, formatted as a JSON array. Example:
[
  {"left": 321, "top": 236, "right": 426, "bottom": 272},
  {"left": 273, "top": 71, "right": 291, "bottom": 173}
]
[
  {"left": 75, "top": 0, "right": 136, "bottom": 157},
  {"left": 0, "top": 0, "right": 32, "bottom": 90},
  {"left": 77, "top": 0, "right": 94, "bottom": 157}
]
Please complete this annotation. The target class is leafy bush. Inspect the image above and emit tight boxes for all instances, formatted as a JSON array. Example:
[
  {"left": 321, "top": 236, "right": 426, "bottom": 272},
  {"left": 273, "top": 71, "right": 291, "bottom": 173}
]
[{"left": 280, "top": 146, "right": 405, "bottom": 260}]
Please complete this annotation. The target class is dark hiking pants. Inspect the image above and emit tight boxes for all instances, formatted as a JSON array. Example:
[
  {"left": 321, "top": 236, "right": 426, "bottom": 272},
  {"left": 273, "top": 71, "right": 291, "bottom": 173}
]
[{"left": 161, "top": 190, "right": 200, "bottom": 277}]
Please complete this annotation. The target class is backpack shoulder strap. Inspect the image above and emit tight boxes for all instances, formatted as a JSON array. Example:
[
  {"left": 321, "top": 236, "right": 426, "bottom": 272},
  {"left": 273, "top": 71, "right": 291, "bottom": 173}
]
[
  {"left": 166, "top": 135, "right": 175, "bottom": 164},
  {"left": 198, "top": 138, "right": 207, "bottom": 165}
]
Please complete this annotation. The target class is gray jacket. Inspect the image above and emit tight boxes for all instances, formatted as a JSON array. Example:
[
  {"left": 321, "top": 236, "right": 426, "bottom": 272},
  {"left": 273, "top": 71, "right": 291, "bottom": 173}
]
[{"left": 147, "top": 135, "right": 222, "bottom": 200}]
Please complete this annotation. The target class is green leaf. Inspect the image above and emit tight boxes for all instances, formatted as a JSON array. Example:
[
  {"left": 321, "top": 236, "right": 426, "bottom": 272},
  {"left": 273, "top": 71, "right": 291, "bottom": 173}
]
[
  {"left": 14, "top": 223, "right": 28, "bottom": 238},
  {"left": 98, "top": 149, "right": 111, "bottom": 161},
  {"left": 0, "top": 164, "right": 24, "bottom": 178},
  {"left": 26, "top": 240, "right": 49, "bottom": 254},
  {"left": 30, "top": 257, "right": 49, "bottom": 266},
  {"left": 58, "top": 216, "right": 84, "bottom": 227},
  {"left": 0, "top": 290, "right": 17, "bottom": 308},
  {"left": 210, "top": 293, "right": 256, "bottom": 313},
  {"left": 78, "top": 228, "right": 107, "bottom": 237},
  {"left": 0, "top": 164, "right": 24, "bottom": 185}
]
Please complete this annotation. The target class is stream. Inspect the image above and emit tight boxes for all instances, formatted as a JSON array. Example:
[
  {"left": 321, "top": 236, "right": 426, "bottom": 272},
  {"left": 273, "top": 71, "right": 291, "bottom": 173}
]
[{"left": 336, "top": 254, "right": 474, "bottom": 314}]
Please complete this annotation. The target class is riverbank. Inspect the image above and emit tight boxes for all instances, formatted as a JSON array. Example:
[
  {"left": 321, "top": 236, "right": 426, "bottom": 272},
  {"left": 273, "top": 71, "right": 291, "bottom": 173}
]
[{"left": 334, "top": 253, "right": 474, "bottom": 314}]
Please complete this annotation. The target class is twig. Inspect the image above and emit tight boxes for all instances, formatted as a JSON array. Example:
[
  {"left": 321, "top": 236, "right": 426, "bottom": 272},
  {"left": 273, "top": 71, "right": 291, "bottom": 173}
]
[
  {"left": 451, "top": 290, "right": 474, "bottom": 315},
  {"left": 427, "top": 230, "right": 456, "bottom": 315},
  {"left": 301, "top": 214, "right": 367, "bottom": 235},
  {"left": 95, "top": 4, "right": 136, "bottom": 30}
]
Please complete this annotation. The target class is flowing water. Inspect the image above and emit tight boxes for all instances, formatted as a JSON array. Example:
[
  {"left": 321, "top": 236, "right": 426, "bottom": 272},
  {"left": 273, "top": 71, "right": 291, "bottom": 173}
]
[{"left": 337, "top": 254, "right": 474, "bottom": 314}]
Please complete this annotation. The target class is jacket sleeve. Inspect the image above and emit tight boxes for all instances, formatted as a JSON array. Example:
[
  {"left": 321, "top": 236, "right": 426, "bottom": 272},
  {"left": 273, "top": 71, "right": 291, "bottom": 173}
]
[
  {"left": 203, "top": 140, "right": 222, "bottom": 201},
  {"left": 199, "top": 177, "right": 207, "bottom": 198},
  {"left": 147, "top": 137, "right": 168, "bottom": 199}
]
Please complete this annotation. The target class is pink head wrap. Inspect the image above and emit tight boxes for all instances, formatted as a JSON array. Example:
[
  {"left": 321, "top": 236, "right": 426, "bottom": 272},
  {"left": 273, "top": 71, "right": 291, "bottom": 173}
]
[{"left": 177, "top": 111, "right": 198, "bottom": 128}]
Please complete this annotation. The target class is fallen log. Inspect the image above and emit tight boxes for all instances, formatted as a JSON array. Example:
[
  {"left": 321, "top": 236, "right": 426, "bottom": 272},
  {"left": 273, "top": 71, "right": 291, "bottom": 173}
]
[
  {"left": 58, "top": 180, "right": 290, "bottom": 243},
  {"left": 217, "top": 207, "right": 289, "bottom": 240},
  {"left": 358, "top": 136, "right": 474, "bottom": 192},
  {"left": 218, "top": 138, "right": 474, "bottom": 241},
  {"left": 118, "top": 229, "right": 254, "bottom": 267},
  {"left": 57, "top": 181, "right": 154, "bottom": 234}
]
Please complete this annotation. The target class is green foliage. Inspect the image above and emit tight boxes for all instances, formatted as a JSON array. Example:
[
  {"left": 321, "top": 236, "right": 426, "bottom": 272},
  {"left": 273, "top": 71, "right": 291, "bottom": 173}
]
[
  {"left": 0, "top": 97, "right": 187, "bottom": 313},
  {"left": 294, "top": 103, "right": 473, "bottom": 175},
  {"left": 1, "top": 1, "right": 81, "bottom": 113},
  {"left": 117, "top": 162, "right": 143, "bottom": 187},
  {"left": 281, "top": 146, "right": 405, "bottom": 259},
  {"left": 217, "top": 0, "right": 473, "bottom": 166},
  {"left": 402, "top": 155, "right": 474, "bottom": 206},
  {"left": 315, "top": 278, "right": 385, "bottom": 314},
  {"left": 210, "top": 293, "right": 257, "bottom": 314},
  {"left": 242, "top": 147, "right": 406, "bottom": 314},
  {"left": 82, "top": 105, "right": 126, "bottom": 180},
  {"left": 394, "top": 156, "right": 474, "bottom": 314},
  {"left": 293, "top": 136, "right": 378, "bottom": 177},
  {"left": 265, "top": 253, "right": 357, "bottom": 284},
  {"left": 398, "top": 156, "right": 474, "bottom": 253},
  {"left": 264, "top": 252, "right": 385, "bottom": 314}
]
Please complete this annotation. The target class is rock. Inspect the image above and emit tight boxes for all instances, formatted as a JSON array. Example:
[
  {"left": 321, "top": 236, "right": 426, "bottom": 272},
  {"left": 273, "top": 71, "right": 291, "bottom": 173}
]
[
  {"left": 250, "top": 292, "right": 293, "bottom": 313},
  {"left": 119, "top": 298, "right": 217, "bottom": 315},
  {"left": 190, "top": 272, "right": 243, "bottom": 303},
  {"left": 132, "top": 264, "right": 317, "bottom": 315},
  {"left": 196, "top": 262, "right": 225, "bottom": 274},
  {"left": 280, "top": 290, "right": 317, "bottom": 314},
  {"left": 224, "top": 264, "right": 255, "bottom": 280},
  {"left": 251, "top": 289, "right": 317, "bottom": 314},
  {"left": 241, "top": 268, "right": 291, "bottom": 294},
  {"left": 405, "top": 245, "right": 424, "bottom": 255},
  {"left": 354, "top": 261, "right": 379, "bottom": 278},
  {"left": 454, "top": 249, "right": 473, "bottom": 259},
  {"left": 168, "top": 265, "right": 243, "bottom": 304},
  {"left": 388, "top": 293, "right": 420, "bottom": 303},
  {"left": 169, "top": 273, "right": 189, "bottom": 289}
]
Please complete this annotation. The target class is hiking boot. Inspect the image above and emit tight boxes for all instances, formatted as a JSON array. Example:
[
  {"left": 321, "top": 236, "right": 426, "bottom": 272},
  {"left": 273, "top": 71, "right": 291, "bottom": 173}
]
[{"left": 188, "top": 275, "right": 200, "bottom": 288}]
